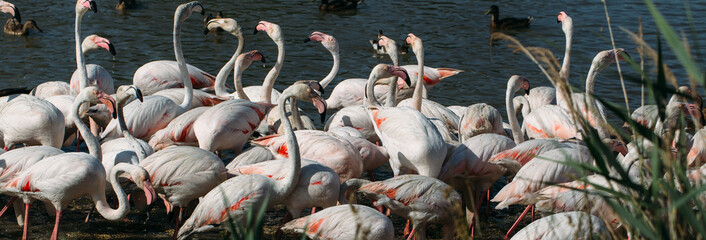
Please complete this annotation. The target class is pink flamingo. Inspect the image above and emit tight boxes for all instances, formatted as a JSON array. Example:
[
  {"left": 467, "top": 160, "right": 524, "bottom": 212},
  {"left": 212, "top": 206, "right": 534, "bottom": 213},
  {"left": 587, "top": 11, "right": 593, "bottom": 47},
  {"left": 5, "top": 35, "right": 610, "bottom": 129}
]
[
  {"left": 344, "top": 175, "right": 462, "bottom": 240},
  {"left": 69, "top": 34, "right": 116, "bottom": 96},
  {"left": 252, "top": 129, "right": 362, "bottom": 182},
  {"left": 3, "top": 4, "right": 40, "bottom": 36},
  {"left": 280, "top": 204, "right": 394, "bottom": 240},
  {"left": 0, "top": 95, "right": 64, "bottom": 150},
  {"left": 2, "top": 87, "right": 156, "bottom": 240},
  {"left": 245, "top": 20, "right": 285, "bottom": 104},
  {"left": 688, "top": 126, "right": 705, "bottom": 168},
  {"left": 458, "top": 103, "right": 505, "bottom": 142},
  {"left": 367, "top": 35, "right": 447, "bottom": 177},
  {"left": 192, "top": 99, "right": 273, "bottom": 153},
  {"left": 100, "top": 2, "right": 204, "bottom": 141},
  {"left": 328, "top": 128, "right": 389, "bottom": 178},
  {"left": 0, "top": 1, "right": 17, "bottom": 19},
  {"left": 510, "top": 212, "right": 611, "bottom": 240},
  {"left": 176, "top": 81, "right": 325, "bottom": 239}
]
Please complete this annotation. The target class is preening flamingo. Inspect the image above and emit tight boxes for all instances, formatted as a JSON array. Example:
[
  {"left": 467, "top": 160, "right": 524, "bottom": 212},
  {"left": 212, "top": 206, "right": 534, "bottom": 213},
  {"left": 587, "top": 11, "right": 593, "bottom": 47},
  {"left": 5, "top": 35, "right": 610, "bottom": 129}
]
[
  {"left": 101, "top": 1, "right": 204, "bottom": 141},
  {"left": 225, "top": 145, "right": 274, "bottom": 170},
  {"left": 328, "top": 129, "right": 389, "bottom": 176},
  {"left": 343, "top": 175, "right": 462, "bottom": 240},
  {"left": 367, "top": 37, "right": 448, "bottom": 177},
  {"left": 509, "top": 212, "right": 611, "bottom": 240},
  {"left": 281, "top": 204, "right": 394, "bottom": 240},
  {"left": 192, "top": 100, "right": 273, "bottom": 153},
  {"left": 2, "top": 87, "right": 156, "bottom": 240},
  {"left": 458, "top": 103, "right": 504, "bottom": 142},
  {"left": 0, "top": 95, "right": 64, "bottom": 150},
  {"left": 176, "top": 81, "right": 325, "bottom": 239}
]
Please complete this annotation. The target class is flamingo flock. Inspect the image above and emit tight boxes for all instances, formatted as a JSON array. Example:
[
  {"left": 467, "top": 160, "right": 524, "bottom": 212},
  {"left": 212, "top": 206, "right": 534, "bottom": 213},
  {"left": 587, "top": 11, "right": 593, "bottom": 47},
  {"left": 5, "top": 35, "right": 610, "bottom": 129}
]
[{"left": 0, "top": 1, "right": 704, "bottom": 240}]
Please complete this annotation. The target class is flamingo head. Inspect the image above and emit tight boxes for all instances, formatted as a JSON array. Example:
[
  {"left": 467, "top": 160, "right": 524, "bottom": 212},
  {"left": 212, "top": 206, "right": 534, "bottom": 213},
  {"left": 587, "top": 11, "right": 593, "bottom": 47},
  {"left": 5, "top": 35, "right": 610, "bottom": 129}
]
[
  {"left": 237, "top": 50, "right": 266, "bottom": 69},
  {"left": 119, "top": 164, "right": 157, "bottom": 206},
  {"left": 97, "top": 91, "right": 117, "bottom": 119},
  {"left": 297, "top": 80, "right": 327, "bottom": 123},
  {"left": 176, "top": 1, "right": 204, "bottom": 23},
  {"left": 0, "top": 2, "right": 20, "bottom": 22},
  {"left": 306, "top": 31, "right": 338, "bottom": 52},
  {"left": 387, "top": 65, "right": 411, "bottom": 87},
  {"left": 405, "top": 33, "right": 423, "bottom": 55},
  {"left": 557, "top": 11, "right": 573, "bottom": 34},
  {"left": 116, "top": 85, "right": 143, "bottom": 106},
  {"left": 84, "top": 34, "right": 116, "bottom": 56},
  {"left": 254, "top": 21, "right": 282, "bottom": 42},
  {"left": 513, "top": 75, "right": 531, "bottom": 95},
  {"left": 609, "top": 137, "right": 628, "bottom": 155},
  {"left": 78, "top": 86, "right": 116, "bottom": 119},
  {"left": 77, "top": 0, "right": 97, "bottom": 14},
  {"left": 204, "top": 18, "right": 241, "bottom": 37},
  {"left": 594, "top": 48, "right": 630, "bottom": 72}
]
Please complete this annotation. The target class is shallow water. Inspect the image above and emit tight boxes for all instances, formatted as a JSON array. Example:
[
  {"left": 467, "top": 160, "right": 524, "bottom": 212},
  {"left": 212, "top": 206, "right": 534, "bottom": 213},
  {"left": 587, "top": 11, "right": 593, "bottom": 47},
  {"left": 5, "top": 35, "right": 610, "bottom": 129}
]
[{"left": 0, "top": 0, "right": 704, "bottom": 239}]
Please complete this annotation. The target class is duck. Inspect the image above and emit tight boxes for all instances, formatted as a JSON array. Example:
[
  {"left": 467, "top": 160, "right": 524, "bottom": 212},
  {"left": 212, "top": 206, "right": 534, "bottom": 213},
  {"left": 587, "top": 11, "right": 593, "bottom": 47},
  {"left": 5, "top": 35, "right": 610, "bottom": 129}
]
[
  {"left": 484, "top": 5, "right": 532, "bottom": 30},
  {"left": 320, "top": 0, "right": 362, "bottom": 12}
]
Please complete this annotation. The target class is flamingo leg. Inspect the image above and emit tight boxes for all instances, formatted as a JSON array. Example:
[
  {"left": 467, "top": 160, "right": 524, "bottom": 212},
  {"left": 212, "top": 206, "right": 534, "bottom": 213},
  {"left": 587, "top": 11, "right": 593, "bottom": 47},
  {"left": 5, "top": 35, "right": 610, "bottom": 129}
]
[
  {"left": 531, "top": 205, "right": 535, "bottom": 222},
  {"left": 85, "top": 206, "right": 94, "bottom": 222},
  {"left": 2, "top": 146, "right": 7, "bottom": 151},
  {"left": 50, "top": 210, "right": 61, "bottom": 240},
  {"left": 0, "top": 197, "right": 17, "bottom": 218},
  {"left": 275, "top": 211, "right": 293, "bottom": 240},
  {"left": 406, "top": 228, "right": 416, "bottom": 240},
  {"left": 22, "top": 203, "right": 29, "bottom": 240},
  {"left": 75, "top": 130, "right": 81, "bottom": 152},
  {"left": 311, "top": 207, "right": 317, "bottom": 215},
  {"left": 486, "top": 190, "right": 490, "bottom": 216},
  {"left": 368, "top": 170, "right": 377, "bottom": 181},
  {"left": 504, "top": 205, "right": 532, "bottom": 239},
  {"left": 403, "top": 219, "right": 411, "bottom": 237},
  {"left": 172, "top": 207, "right": 183, "bottom": 240}
]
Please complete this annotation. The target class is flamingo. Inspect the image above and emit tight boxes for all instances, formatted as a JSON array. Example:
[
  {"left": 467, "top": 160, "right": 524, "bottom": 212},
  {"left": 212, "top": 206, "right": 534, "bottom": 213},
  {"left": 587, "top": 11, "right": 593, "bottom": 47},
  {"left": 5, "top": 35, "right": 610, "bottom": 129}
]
[
  {"left": 0, "top": 1, "right": 17, "bottom": 19},
  {"left": 251, "top": 129, "right": 362, "bottom": 182},
  {"left": 327, "top": 128, "right": 389, "bottom": 178},
  {"left": 0, "top": 94, "right": 64, "bottom": 150},
  {"left": 69, "top": 34, "right": 117, "bottom": 96},
  {"left": 100, "top": 1, "right": 204, "bottom": 141},
  {"left": 458, "top": 103, "right": 505, "bottom": 142},
  {"left": 2, "top": 2, "right": 40, "bottom": 36},
  {"left": 485, "top": 5, "right": 532, "bottom": 30},
  {"left": 343, "top": 175, "right": 462, "bottom": 240},
  {"left": 176, "top": 81, "right": 326, "bottom": 239},
  {"left": 367, "top": 35, "right": 448, "bottom": 177},
  {"left": 233, "top": 159, "right": 340, "bottom": 219},
  {"left": 509, "top": 212, "right": 611, "bottom": 240},
  {"left": 280, "top": 204, "right": 394, "bottom": 240},
  {"left": 688, "top": 126, "right": 706, "bottom": 168},
  {"left": 246, "top": 20, "right": 285, "bottom": 104},
  {"left": 2, "top": 87, "right": 156, "bottom": 240},
  {"left": 192, "top": 99, "right": 274, "bottom": 153},
  {"left": 224, "top": 145, "right": 274, "bottom": 170}
]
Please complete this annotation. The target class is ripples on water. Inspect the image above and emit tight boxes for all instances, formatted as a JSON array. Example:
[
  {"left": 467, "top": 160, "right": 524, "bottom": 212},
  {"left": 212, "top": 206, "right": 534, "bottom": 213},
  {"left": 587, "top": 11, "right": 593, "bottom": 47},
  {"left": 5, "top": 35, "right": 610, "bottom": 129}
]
[{"left": 0, "top": 0, "right": 704, "bottom": 239}]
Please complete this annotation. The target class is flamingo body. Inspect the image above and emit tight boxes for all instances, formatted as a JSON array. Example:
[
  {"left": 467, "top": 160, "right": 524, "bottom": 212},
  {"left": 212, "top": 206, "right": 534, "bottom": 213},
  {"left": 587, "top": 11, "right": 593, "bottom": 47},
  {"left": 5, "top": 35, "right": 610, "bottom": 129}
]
[
  {"left": 0, "top": 95, "right": 65, "bottom": 149},
  {"left": 281, "top": 204, "right": 394, "bottom": 240},
  {"left": 132, "top": 60, "right": 216, "bottom": 95}
]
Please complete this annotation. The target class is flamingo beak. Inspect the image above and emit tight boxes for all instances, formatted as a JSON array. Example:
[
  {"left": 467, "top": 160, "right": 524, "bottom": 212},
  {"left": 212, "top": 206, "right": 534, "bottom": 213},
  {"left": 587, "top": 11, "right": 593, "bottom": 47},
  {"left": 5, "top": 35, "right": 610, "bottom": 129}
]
[
  {"left": 129, "top": 85, "right": 143, "bottom": 102},
  {"left": 12, "top": 6, "right": 20, "bottom": 23},
  {"left": 98, "top": 93, "right": 117, "bottom": 119},
  {"left": 142, "top": 180, "right": 156, "bottom": 206},
  {"left": 107, "top": 42, "right": 116, "bottom": 56},
  {"left": 312, "top": 96, "right": 327, "bottom": 123},
  {"left": 389, "top": 66, "right": 411, "bottom": 87},
  {"left": 90, "top": 0, "right": 98, "bottom": 13},
  {"left": 254, "top": 22, "right": 267, "bottom": 35}
]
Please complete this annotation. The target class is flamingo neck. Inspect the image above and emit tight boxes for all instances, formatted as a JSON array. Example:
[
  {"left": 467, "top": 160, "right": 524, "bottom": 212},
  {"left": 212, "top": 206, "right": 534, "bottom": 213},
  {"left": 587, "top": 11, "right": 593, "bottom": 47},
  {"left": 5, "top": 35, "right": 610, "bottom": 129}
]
[
  {"left": 215, "top": 34, "right": 244, "bottom": 97},
  {"left": 411, "top": 46, "right": 425, "bottom": 111},
  {"left": 273, "top": 93, "right": 301, "bottom": 200},
  {"left": 585, "top": 62, "right": 609, "bottom": 139},
  {"left": 92, "top": 163, "right": 130, "bottom": 221},
  {"left": 117, "top": 101, "right": 147, "bottom": 160},
  {"left": 319, "top": 46, "right": 340, "bottom": 89},
  {"left": 173, "top": 13, "right": 192, "bottom": 109},
  {"left": 233, "top": 55, "right": 251, "bottom": 101},
  {"left": 384, "top": 44, "right": 400, "bottom": 107},
  {"left": 556, "top": 24, "right": 572, "bottom": 107},
  {"left": 506, "top": 83, "right": 524, "bottom": 144},
  {"left": 288, "top": 100, "right": 305, "bottom": 130},
  {"left": 72, "top": 99, "right": 101, "bottom": 161},
  {"left": 365, "top": 68, "right": 383, "bottom": 107},
  {"left": 262, "top": 38, "right": 284, "bottom": 104},
  {"left": 75, "top": 11, "right": 88, "bottom": 92}
]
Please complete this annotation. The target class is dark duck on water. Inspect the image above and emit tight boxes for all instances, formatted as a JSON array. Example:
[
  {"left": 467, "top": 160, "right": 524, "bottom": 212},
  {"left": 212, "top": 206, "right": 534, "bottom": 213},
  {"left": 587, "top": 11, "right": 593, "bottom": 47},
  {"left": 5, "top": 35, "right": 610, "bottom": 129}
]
[{"left": 485, "top": 5, "right": 532, "bottom": 30}]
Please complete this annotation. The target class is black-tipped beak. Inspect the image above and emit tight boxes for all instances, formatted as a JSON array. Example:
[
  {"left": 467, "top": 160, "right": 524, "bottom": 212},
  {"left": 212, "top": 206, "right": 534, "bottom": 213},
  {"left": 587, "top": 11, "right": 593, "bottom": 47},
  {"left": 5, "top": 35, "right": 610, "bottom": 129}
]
[
  {"left": 255, "top": 52, "right": 266, "bottom": 63},
  {"left": 108, "top": 43, "right": 116, "bottom": 56},
  {"left": 194, "top": 3, "right": 205, "bottom": 15},
  {"left": 253, "top": 28, "right": 259, "bottom": 35},
  {"left": 377, "top": 29, "right": 384, "bottom": 37},
  {"left": 303, "top": 37, "right": 311, "bottom": 43},
  {"left": 312, "top": 97, "right": 327, "bottom": 124},
  {"left": 320, "top": 110, "right": 327, "bottom": 124},
  {"left": 12, "top": 6, "right": 20, "bottom": 23},
  {"left": 131, "top": 86, "right": 144, "bottom": 102},
  {"left": 524, "top": 89, "right": 530, "bottom": 95},
  {"left": 90, "top": 1, "right": 98, "bottom": 13},
  {"left": 316, "top": 82, "right": 325, "bottom": 95},
  {"left": 203, "top": 27, "right": 210, "bottom": 35}
]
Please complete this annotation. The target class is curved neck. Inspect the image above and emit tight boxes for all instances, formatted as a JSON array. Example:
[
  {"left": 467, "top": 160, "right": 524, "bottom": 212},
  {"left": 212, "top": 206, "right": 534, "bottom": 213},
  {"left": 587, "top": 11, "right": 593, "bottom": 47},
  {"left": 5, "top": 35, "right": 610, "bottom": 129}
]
[
  {"left": 319, "top": 47, "right": 340, "bottom": 89},
  {"left": 288, "top": 100, "right": 305, "bottom": 130},
  {"left": 117, "top": 101, "right": 147, "bottom": 160},
  {"left": 585, "top": 63, "right": 609, "bottom": 139},
  {"left": 75, "top": 12, "right": 88, "bottom": 91},
  {"left": 506, "top": 87, "right": 524, "bottom": 144},
  {"left": 272, "top": 94, "right": 301, "bottom": 199},
  {"left": 173, "top": 13, "right": 192, "bottom": 109},
  {"left": 365, "top": 68, "right": 383, "bottom": 107},
  {"left": 411, "top": 46, "right": 425, "bottom": 111},
  {"left": 556, "top": 25, "right": 572, "bottom": 106},
  {"left": 215, "top": 34, "right": 244, "bottom": 97},
  {"left": 233, "top": 56, "right": 251, "bottom": 101},
  {"left": 92, "top": 164, "right": 130, "bottom": 221},
  {"left": 72, "top": 100, "right": 101, "bottom": 161},
  {"left": 262, "top": 39, "right": 284, "bottom": 104}
]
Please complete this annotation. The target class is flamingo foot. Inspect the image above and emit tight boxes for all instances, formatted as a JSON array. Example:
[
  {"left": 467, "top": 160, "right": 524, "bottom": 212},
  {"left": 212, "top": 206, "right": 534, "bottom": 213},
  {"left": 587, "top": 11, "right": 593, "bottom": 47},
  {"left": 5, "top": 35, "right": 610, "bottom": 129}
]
[
  {"left": 504, "top": 205, "right": 532, "bottom": 239},
  {"left": 22, "top": 203, "right": 29, "bottom": 240},
  {"left": 0, "top": 197, "right": 17, "bottom": 218}
]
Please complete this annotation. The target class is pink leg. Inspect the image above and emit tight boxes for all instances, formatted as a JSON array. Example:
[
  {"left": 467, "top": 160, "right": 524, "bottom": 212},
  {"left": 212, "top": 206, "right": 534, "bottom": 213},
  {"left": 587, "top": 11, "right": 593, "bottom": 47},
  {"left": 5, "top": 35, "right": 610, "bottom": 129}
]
[
  {"left": 75, "top": 130, "right": 81, "bottom": 152},
  {"left": 50, "top": 210, "right": 61, "bottom": 240},
  {"left": 531, "top": 204, "right": 535, "bottom": 222},
  {"left": 0, "top": 197, "right": 17, "bottom": 218},
  {"left": 406, "top": 228, "right": 416, "bottom": 240},
  {"left": 22, "top": 203, "right": 29, "bottom": 240},
  {"left": 505, "top": 205, "right": 532, "bottom": 239},
  {"left": 85, "top": 207, "right": 94, "bottom": 222},
  {"left": 486, "top": 190, "right": 491, "bottom": 215},
  {"left": 311, "top": 207, "right": 317, "bottom": 215},
  {"left": 3, "top": 146, "right": 8, "bottom": 151},
  {"left": 373, "top": 201, "right": 384, "bottom": 213},
  {"left": 403, "top": 219, "right": 411, "bottom": 237},
  {"left": 275, "top": 212, "right": 293, "bottom": 239},
  {"left": 172, "top": 207, "right": 182, "bottom": 240}
]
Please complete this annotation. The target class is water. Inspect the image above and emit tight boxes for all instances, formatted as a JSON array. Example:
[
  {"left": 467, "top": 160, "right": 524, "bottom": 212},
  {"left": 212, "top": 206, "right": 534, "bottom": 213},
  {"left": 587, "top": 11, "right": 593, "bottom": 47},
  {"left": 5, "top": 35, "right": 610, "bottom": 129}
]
[{"left": 0, "top": 0, "right": 704, "bottom": 239}]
